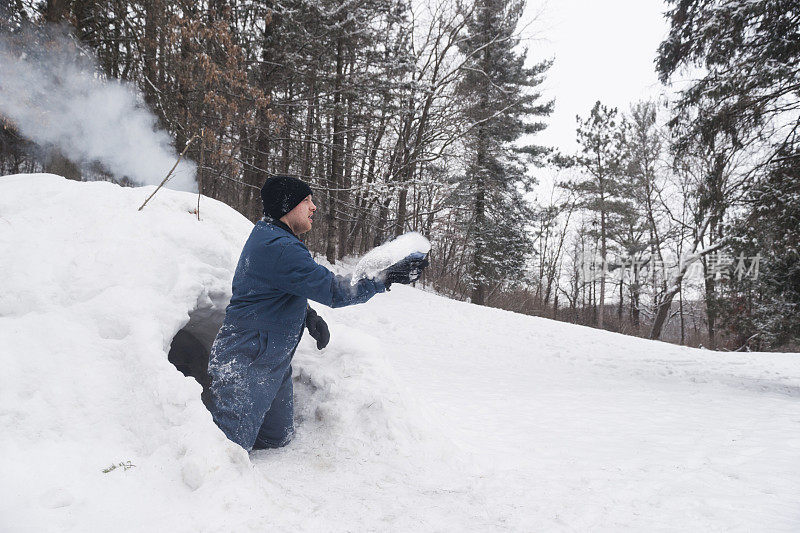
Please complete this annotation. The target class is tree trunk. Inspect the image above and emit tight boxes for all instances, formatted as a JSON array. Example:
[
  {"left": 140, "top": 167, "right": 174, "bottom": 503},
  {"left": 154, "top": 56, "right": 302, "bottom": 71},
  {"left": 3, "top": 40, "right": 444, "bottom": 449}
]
[
  {"left": 598, "top": 178, "right": 607, "bottom": 329},
  {"left": 471, "top": 161, "right": 486, "bottom": 305},
  {"left": 679, "top": 281, "right": 685, "bottom": 345},
  {"left": 650, "top": 222, "right": 725, "bottom": 340},
  {"left": 375, "top": 198, "right": 390, "bottom": 247},
  {"left": 337, "top": 84, "right": 355, "bottom": 259},
  {"left": 704, "top": 266, "right": 717, "bottom": 349},
  {"left": 631, "top": 262, "right": 641, "bottom": 328},
  {"left": 300, "top": 73, "right": 316, "bottom": 180},
  {"left": 281, "top": 79, "right": 294, "bottom": 174},
  {"left": 470, "top": 39, "right": 490, "bottom": 307},
  {"left": 46, "top": 0, "right": 72, "bottom": 22},
  {"left": 142, "top": 0, "right": 161, "bottom": 111},
  {"left": 396, "top": 186, "right": 408, "bottom": 236},
  {"left": 326, "top": 34, "right": 345, "bottom": 263}
]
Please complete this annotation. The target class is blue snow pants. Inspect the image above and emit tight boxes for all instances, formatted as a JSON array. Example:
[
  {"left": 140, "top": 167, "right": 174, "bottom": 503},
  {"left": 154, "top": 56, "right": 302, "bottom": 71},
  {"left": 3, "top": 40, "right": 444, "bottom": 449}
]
[{"left": 207, "top": 321, "right": 299, "bottom": 449}]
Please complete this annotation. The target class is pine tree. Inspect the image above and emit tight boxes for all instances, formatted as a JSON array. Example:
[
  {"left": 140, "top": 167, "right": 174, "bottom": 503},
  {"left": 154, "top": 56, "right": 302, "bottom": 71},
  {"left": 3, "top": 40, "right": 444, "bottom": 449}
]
[
  {"left": 721, "top": 143, "right": 800, "bottom": 350},
  {"left": 656, "top": 0, "right": 800, "bottom": 347},
  {"left": 565, "top": 102, "right": 629, "bottom": 328},
  {"left": 455, "top": 0, "right": 552, "bottom": 305},
  {"left": 619, "top": 101, "right": 665, "bottom": 328},
  {"left": 657, "top": 0, "right": 800, "bottom": 165}
]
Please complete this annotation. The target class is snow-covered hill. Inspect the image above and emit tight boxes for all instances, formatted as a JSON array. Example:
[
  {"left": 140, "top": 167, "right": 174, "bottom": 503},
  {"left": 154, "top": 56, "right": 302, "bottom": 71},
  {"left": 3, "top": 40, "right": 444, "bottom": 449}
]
[{"left": 2, "top": 174, "right": 799, "bottom": 531}]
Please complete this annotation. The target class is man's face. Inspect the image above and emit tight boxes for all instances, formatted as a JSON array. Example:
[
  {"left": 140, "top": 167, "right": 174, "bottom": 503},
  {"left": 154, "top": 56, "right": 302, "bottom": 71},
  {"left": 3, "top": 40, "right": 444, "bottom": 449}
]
[{"left": 281, "top": 195, "right": 316, "bottom": 235}]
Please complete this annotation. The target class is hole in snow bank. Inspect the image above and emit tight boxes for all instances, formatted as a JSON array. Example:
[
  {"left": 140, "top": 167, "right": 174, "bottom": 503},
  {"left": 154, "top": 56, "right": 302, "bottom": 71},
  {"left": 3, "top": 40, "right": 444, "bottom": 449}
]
[
  {"left": 167, "top": 296, "right": 227, "bottom": 406},
  {"left": 168, "top": 329, "right": 211, "bottom": 400}
]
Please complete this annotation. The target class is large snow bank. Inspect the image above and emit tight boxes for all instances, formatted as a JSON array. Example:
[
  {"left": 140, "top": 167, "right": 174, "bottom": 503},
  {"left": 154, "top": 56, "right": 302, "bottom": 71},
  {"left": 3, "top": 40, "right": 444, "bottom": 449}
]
[
  {"left": 0, "top": 174, "right": 460, "bottom": 532},
  {"left": 3, "top": 173, "right": 800, "bottom": 531},
  {"left": 0, "top": 174, "right": 455, "bottom": 532},
  {"left": 0, "top": 174, "right": 260, "bottom": 530}
]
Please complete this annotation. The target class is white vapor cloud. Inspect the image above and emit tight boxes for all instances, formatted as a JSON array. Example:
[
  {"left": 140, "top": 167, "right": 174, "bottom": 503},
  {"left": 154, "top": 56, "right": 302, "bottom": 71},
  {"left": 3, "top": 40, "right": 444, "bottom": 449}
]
[{"left": 0, "top": 28, "right": 196, "bottom": 192}]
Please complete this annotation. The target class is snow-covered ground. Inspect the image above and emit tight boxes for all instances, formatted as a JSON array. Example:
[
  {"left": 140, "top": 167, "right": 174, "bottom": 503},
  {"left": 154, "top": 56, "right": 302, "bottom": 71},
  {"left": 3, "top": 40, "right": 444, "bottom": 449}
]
[{"left": 2, "top": 174, "right": 799, "bottom": 531}]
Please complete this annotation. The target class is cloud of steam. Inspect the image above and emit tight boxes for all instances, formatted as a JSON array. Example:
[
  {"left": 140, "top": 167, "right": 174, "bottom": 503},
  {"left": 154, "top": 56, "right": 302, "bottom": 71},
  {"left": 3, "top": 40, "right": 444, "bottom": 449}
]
[{"left": 0, "top": 27, "right": 196, "bottom": 192}]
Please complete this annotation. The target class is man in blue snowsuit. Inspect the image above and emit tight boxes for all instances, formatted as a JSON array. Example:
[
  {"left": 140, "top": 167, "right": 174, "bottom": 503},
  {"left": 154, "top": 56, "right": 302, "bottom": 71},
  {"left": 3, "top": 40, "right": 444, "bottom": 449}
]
[{"left": 207, "top": 175, "right": 428, "bottom": 451}]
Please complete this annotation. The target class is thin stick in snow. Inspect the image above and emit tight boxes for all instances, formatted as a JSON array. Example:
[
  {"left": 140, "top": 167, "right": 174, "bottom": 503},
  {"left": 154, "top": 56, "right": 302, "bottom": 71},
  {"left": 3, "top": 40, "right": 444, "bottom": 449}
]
[
  {"left": 196, "top": 129, "right": 205, "bottom": 221},
  {"left": 138, "top": 134, "right": 199, "bottom": 212}
]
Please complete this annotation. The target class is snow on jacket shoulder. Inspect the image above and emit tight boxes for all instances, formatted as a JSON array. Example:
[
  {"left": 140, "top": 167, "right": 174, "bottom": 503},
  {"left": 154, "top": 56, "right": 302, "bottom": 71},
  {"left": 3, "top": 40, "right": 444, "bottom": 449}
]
[{"left": 224, "top": 220, "right": 385, "bottom": 340}]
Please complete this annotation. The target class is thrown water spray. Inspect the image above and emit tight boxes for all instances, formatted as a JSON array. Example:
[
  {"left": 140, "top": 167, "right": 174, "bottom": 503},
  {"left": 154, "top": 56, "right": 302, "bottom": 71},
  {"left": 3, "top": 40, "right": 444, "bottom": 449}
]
[{"left": 0, "top": 27, "right": 196, "bottom": 191}]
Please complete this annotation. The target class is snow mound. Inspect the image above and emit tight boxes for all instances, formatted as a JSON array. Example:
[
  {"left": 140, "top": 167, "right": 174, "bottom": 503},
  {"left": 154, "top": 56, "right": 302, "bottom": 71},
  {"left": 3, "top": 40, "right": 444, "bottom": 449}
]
[
  {"left": 0, "top": 174, "right": 444, "bottom": 531},
  {"left": 0, "top": 174, "right": 263, "bottom": 530},
  {"left": 350, "top": 231, "right": 430, "bottom": 285},
  {"left": 293, "top": 324, "right": 442, "bottom": 453}
]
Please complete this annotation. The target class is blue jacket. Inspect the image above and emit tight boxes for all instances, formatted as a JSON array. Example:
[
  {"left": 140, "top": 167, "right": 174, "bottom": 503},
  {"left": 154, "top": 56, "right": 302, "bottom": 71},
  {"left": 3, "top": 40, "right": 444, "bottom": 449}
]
[{"left": 222, "top": 219, "right": 386, "bottom": 358}]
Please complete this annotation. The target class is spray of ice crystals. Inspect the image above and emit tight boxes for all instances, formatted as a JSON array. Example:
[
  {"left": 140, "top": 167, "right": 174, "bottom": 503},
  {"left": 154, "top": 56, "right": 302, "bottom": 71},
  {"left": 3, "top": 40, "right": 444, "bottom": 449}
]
[{"left": 0, "top": 27, "right": 196, "bottom": 191}]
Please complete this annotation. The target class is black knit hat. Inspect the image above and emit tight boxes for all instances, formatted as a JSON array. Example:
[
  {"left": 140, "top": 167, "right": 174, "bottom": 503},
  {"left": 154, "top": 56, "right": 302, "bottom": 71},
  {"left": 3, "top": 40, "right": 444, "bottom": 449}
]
[{"left": 260, "top": 175, "right": 313, "bottom": 220}]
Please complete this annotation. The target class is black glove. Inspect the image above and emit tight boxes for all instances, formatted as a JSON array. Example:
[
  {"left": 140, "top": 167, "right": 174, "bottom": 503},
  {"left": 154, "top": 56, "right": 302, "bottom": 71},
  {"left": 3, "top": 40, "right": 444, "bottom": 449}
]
[
  {"left": 380, "top": 252, "right": 429, "bottom": 290},
  {"left": 305, "top": 306, "right": 330, "bottom": 350}
]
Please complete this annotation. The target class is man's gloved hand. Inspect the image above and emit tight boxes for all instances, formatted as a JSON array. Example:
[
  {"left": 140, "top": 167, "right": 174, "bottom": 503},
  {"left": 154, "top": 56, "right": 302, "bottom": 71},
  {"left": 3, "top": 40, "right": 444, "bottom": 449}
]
[
  {"left": 305, "top": 306, "right": 330, "bottom": 350},
  {"left": 380, "top": 252, "right": 429, "bottom": 290}
]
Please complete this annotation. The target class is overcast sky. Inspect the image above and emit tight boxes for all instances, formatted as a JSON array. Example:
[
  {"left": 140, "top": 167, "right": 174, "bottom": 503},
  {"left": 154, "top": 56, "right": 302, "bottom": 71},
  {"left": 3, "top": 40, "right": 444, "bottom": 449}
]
[{"left": 523, "top": 0, "right": 671, "bottom": 155}]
